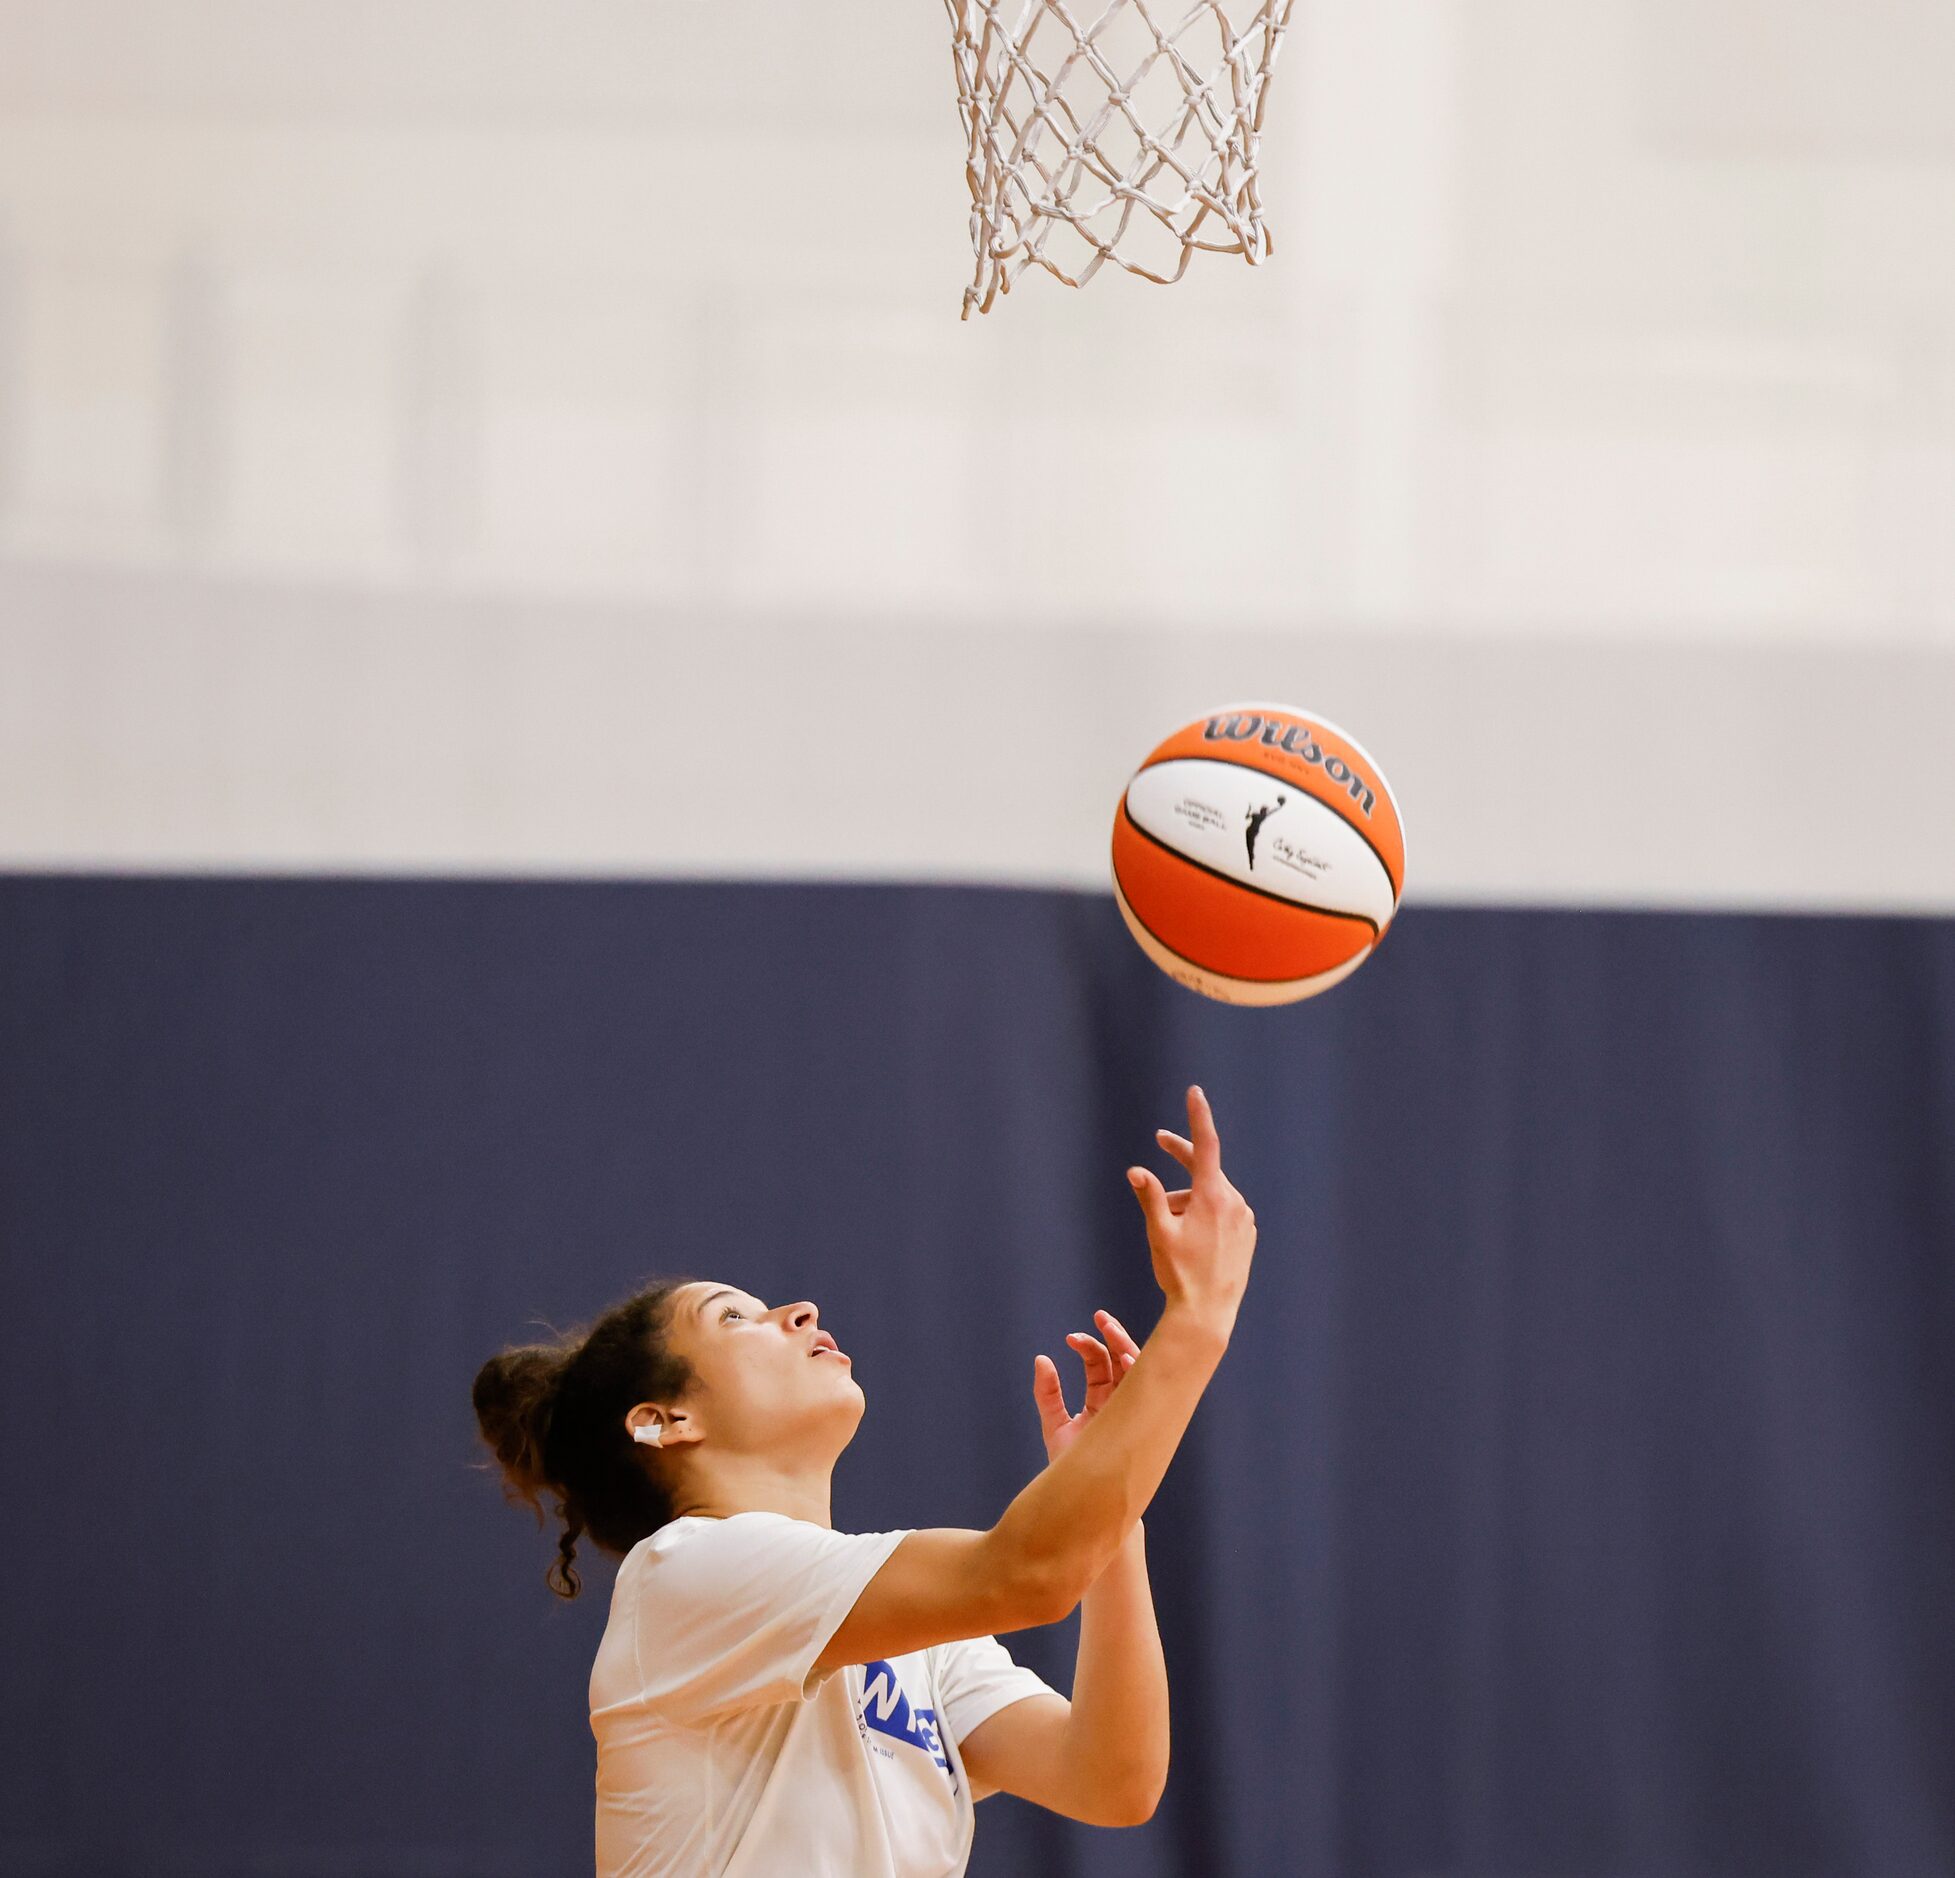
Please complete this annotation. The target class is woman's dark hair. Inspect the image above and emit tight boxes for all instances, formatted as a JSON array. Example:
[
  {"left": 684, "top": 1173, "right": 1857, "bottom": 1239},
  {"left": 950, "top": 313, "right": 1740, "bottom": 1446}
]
[{"left": 472, "top": 1278, "right": 698, "bottom": 1598}]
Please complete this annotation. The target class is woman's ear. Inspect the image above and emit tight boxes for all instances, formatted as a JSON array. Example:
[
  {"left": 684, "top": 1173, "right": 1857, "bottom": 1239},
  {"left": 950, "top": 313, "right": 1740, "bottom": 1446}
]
[{"left": 626, "top": 1404, "right": 701, "bottom": 1449}]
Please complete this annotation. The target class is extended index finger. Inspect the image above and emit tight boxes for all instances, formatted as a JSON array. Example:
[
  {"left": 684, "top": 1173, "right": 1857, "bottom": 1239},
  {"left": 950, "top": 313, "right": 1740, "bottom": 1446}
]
[{"left": 1187, "top": 1084, "right": 1222, "bottom": 1178}]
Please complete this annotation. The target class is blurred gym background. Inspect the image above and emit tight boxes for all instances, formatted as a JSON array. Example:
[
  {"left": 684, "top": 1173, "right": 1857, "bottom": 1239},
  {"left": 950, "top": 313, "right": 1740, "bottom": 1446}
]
[{"left": 2, "top": 3, "right": 1951, "bottom": 1873}]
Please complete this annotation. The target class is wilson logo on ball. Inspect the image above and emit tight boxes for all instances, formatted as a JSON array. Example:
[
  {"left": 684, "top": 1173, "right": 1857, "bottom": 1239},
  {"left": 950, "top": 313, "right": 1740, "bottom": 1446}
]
[{"left": 1203, "top": 712, "right": 1377, "bottom": 818}]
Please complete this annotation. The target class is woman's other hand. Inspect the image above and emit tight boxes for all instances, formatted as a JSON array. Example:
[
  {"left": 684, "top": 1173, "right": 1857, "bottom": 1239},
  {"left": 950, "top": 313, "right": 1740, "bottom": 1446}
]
[{"left": 1034, "top": 1310, "right": 1143, "bottom": 1465}]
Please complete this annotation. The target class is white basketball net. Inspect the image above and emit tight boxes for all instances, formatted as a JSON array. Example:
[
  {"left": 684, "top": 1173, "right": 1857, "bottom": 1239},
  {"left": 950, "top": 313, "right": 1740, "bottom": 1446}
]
[{"left": 945, "top": 0, "right": 1298, "bottom": 317}]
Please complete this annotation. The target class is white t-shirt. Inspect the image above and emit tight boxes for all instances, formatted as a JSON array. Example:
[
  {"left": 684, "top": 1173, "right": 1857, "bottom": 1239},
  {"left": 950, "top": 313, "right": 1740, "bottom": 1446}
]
[{"left": 590, "top": 1511, "right": 1059, "bottom": 1878}]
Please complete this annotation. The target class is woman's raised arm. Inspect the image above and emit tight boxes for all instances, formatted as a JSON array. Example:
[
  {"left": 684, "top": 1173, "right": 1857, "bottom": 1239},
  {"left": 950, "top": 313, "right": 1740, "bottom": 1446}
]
[{"left": 817, "top": 1086, "right": 1254, "bottom": 1671}]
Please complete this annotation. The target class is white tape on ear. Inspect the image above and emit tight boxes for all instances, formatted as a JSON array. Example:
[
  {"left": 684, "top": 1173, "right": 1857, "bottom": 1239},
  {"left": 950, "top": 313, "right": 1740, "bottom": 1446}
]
[{"left": 632, "top": 1423, "right": 663, "bottom": 1448}]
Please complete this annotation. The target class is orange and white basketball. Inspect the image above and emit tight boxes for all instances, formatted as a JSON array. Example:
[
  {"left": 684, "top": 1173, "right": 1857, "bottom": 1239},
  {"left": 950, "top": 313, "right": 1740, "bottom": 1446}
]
[{"left": 1111, "top": 703, "right": 1406, "bottom": 1005}]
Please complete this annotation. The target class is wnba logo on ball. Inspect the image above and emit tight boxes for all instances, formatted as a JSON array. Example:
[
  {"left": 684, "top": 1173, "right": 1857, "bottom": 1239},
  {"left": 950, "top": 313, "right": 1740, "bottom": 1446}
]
[
  {"left": 1244, "top": 796, "right": 1284, "bottom": 869},
  {"left": 1203, "top": 713, "right": 1377, "bottom": 818}
]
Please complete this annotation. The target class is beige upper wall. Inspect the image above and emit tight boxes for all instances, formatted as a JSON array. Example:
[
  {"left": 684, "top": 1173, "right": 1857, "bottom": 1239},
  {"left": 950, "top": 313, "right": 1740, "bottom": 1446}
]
[{"left": 1, "top": 0, "right": 1951, "bottom": 901}]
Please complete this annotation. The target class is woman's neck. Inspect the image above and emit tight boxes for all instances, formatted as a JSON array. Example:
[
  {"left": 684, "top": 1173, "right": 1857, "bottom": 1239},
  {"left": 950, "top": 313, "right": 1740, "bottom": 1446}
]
[{"left": 674, "top": 1455, "right": 834, "bottom": 1529}]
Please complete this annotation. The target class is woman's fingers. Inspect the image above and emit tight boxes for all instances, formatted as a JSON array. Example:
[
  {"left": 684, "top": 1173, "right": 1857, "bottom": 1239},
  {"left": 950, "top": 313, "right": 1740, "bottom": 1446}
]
[
  {"left": 1096, "top": 1310, "right": 1143, "bottom": 1361},
  {"left": 1032, "top": 1352, "right": 1070, "bottom": 1439},
  {"left": 1140, "top": 1093, "right": 1221, "bottom": 1213},
  {"left": 1126, "top": 1165, "right": 1174, "bottom": 1234},
  {"left": 1067, "top": 1332, "right": 1114, "bottom": 1399},
  {"left": 1186, "top": 1084, "right": 1222, "bottom": 1180},
  {"left": 1156, "top": 1129, "right": 1196, "bottom": 1171}
]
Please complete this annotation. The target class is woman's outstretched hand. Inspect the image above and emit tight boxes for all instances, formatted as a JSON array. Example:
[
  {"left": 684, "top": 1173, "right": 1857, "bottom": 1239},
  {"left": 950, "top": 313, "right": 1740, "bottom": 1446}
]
[
  {"left": 1034, "top": 1310, "right": 1143, "bottom": 1465},
  {"left": 1128, "top": 1085, "right": 1257, "bottom": 1336}
]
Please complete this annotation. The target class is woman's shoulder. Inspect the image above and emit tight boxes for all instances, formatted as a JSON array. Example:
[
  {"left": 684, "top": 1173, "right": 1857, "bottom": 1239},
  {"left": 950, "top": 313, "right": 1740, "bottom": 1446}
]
[
  {"left": 622, "top": 1511, "right": 885, "bottom": 1577},
  {"left": 613, "top": 1514, "right": 907, "bottom": 1633}
]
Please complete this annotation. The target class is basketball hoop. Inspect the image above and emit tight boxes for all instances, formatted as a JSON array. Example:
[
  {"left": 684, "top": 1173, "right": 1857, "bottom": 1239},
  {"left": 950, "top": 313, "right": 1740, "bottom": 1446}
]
[{"left": 945, "top": 0, "right": 1298, "bottom": 317}]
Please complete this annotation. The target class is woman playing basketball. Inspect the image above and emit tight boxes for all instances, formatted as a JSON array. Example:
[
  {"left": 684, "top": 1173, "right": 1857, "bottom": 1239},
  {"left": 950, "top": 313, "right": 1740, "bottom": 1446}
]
[{"left": 472, "top": 1086, "right": 1257, "bottom": 1876}]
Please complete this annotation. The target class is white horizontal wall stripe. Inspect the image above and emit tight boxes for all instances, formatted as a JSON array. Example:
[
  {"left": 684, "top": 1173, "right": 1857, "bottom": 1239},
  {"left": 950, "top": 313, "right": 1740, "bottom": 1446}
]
[{"left": 2, "top": 561, "right": 1949, "bottom": 913}]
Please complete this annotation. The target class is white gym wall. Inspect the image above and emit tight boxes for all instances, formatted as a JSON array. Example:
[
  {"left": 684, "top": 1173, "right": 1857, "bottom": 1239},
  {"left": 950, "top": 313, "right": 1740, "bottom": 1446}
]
[{"left": 2, "top": 0, "right": 1951, "bottom": 906}]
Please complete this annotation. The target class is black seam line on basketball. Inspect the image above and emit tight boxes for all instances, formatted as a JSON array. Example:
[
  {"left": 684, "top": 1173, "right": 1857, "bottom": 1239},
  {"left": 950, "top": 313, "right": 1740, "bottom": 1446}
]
[
  {"left": 1134, "top": 752, "right": 1401, "bottom": 897},
  {"left": 1118, "top": 800, "right": 1382, "bottom": 941},
  {"left": 1115, "top": 876, "right": 1372, "bottom": 987}
]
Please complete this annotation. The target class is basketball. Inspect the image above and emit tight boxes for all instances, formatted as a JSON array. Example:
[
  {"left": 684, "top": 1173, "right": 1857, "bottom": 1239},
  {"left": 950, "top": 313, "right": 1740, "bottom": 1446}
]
[{"left": 1111, "top": 703, "right": 1406, "bottom": 1005}]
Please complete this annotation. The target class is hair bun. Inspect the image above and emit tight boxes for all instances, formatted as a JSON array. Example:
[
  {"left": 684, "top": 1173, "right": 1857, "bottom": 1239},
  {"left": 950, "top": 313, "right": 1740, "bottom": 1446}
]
[
  {"left": 472, "top": 1281, "right": 695, "bottom": 1598},
  {"left": 472, "top": 1344, "right": 569, "bottom": 1503}
]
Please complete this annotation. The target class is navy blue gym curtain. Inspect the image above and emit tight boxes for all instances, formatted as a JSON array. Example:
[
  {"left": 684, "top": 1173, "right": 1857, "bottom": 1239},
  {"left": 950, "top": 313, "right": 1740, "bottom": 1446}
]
[{"left": 1, "top": 877, "right": 1950, "bottom": 1876}]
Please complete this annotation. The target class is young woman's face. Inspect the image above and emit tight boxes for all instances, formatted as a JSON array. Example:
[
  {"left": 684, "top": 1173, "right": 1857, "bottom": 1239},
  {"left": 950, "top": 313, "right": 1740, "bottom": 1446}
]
[{"left": 662, "top": 1279, "right": 864, "bottom": 1454}]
